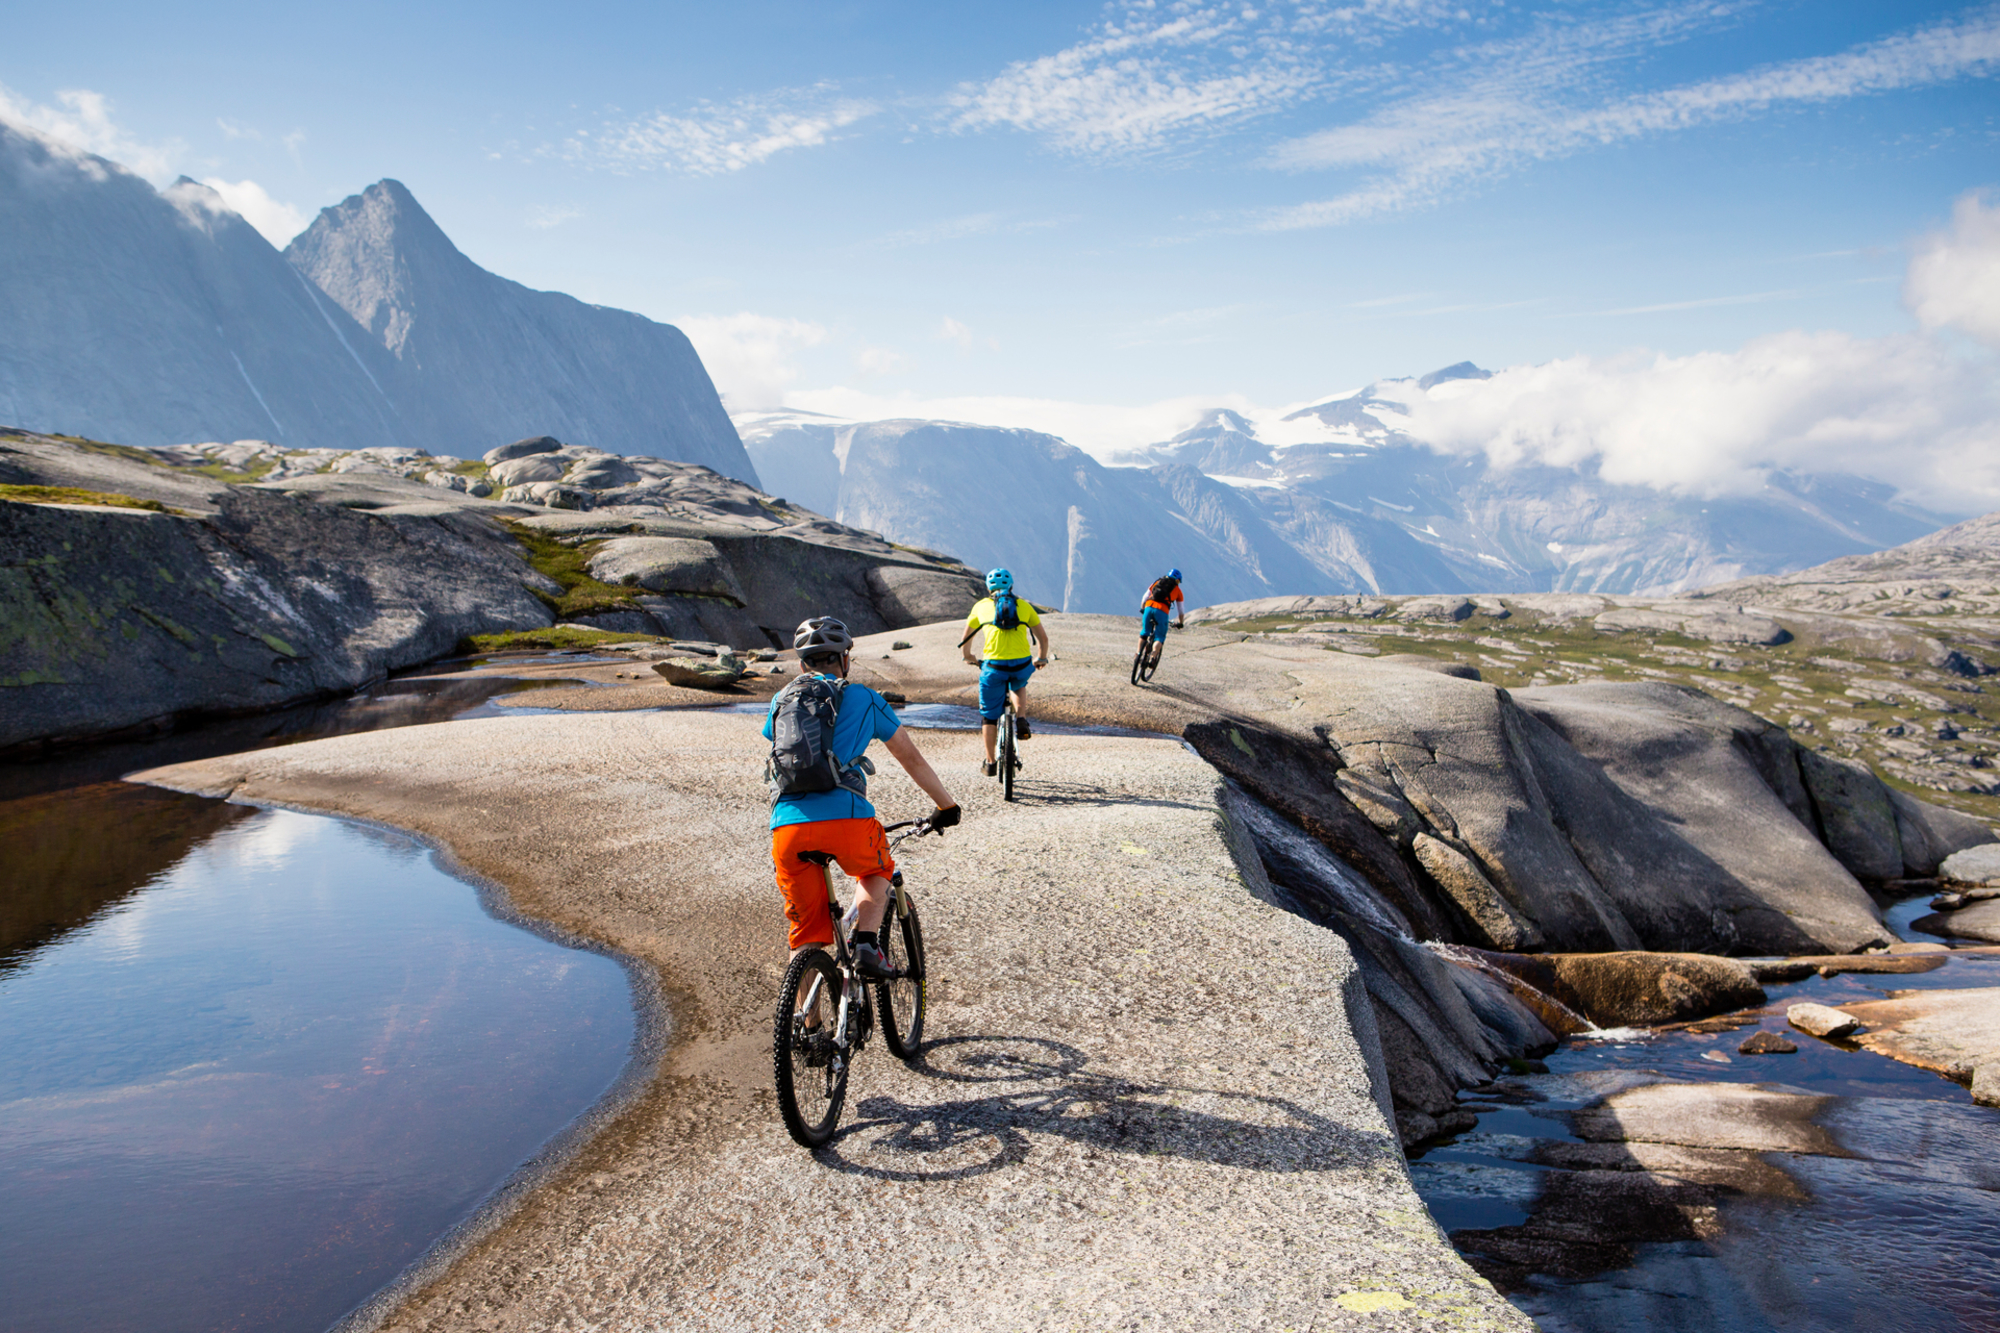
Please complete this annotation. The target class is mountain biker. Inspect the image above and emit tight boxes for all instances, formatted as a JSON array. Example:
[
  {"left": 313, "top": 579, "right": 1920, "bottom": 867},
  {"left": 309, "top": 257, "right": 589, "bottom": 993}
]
[
  {"left": 959, "top": 568, "right": 1052, "bottom": 777},
  {"left": 1139, "top": 568, "right": 1185, "bottom": 657},
  {"left": 765, "top": 616, "right": 959, "bottom": 978}
]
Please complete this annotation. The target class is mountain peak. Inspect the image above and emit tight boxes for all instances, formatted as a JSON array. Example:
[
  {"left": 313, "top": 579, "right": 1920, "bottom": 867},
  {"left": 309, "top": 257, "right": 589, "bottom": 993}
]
[{"left": 1417, "top": 361, "right": 1491, "bottom": 391}]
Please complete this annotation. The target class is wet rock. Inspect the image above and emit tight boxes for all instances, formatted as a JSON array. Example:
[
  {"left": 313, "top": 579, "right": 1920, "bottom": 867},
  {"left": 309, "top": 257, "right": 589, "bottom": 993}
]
[
  {"left": 1787, "top": 1002, "right": 1862, "bottom": 1039},
  {"left": 1572, "top": 1081, "right": 1843, "bottom": 1155},
  {"left": 1890, "top": 789, "right": 1998, "bottom": 877},
  {"left": 1749, "top": 953, "right": 1946, "bottom": 982},
  {"left": 650, "top": 654, "right": 745, "bottom": 690},
  {"left": 1940, "top": 844, "right": 2000, "bottom": 885},
  {"left": 1472, "top": 950, "right": 1763, "bottom": 1027},
  {"left": 1840, "top": 988, "right": 2000, "bottom": 1103},
  {"left": 1911, "top": 899, "right": 2000, "bottom": 942},
  {"left": 1739, "top": 1031, "right": 1798, "bottom": 1055}
]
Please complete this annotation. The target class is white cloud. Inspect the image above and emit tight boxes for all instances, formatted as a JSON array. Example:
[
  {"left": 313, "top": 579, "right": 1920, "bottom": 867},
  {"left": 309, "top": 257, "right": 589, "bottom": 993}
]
[
  {"left": 1906, "top": 192, "right": 2000, "bottom": 347},
  {"left": 1261, "top": 8, "right": 2000, "bottom": 228},
  {"left": 0, "top": 82, "right": 185, "bottom": 182},
  {"left": 854, "top": 346, "right": 909, "bottom": 376},
  {"left": 675, "top": 313, "right": 830, "bottom": 410},
  {"left": 200, "top": 177, "right": 309, "bottom": 245},
  {"left": 570, "top": 87, "right": 875, "bottom": 174},
  {"left": 1393, "top": 332, "right": 2000, "bottom": 511},
  {"left": 937, "top": 316, "right": 975, "bottom": 348}
]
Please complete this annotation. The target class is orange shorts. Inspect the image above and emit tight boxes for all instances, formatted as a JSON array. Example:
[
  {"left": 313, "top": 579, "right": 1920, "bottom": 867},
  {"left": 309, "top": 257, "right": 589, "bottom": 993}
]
[{"left": 771, "top": 818, "right": 896, "bottom": 951}]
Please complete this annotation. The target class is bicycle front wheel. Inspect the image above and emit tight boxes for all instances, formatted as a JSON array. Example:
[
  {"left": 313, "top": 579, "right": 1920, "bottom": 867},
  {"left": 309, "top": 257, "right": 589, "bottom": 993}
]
[
  {"left": 774, "top": 949, "right": 848, "bottom": 1148},
  {"left": 876, "top": 896, "right": 927, "bottom": 1059}
]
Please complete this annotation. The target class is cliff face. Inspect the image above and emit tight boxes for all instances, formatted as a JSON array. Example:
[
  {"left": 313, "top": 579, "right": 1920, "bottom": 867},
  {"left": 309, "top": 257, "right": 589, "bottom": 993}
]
[
  {"left": 0, "top": 120, "right": 754, "bottom": 481},
  {"left": 285, "top": 182, "right": 756, "bottom": 484},
  {"left": 0, "top": 124, "right": 409, "bottom": 452}
]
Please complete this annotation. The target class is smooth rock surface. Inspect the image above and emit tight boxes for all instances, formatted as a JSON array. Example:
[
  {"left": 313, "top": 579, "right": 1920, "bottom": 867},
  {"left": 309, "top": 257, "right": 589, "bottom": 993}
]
[
  {"left": 131, "top": 713, "right": 1526, "bottom": 1331},
  {"left": 1841, "top": 988, "right": 2000, "bottom": 1105},
  {"left": 1787, "top": 1003, "right": 1862, "bottom": 1039},
  {"left": 1911, "top": 898, "right": 2000, "bottom": 942},
  {"left": 1942, "top": 843, "right": 2000, "bottom": 885}
]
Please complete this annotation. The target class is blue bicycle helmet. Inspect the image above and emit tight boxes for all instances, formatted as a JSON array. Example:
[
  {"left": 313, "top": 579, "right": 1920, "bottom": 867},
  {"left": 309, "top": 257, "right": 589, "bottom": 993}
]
[
  {"left": 986, "top": 568, "right": 1014, "bottom": 593},
  {"left": 1168, "top": 568, "right": 1182, "bottom": 581}
]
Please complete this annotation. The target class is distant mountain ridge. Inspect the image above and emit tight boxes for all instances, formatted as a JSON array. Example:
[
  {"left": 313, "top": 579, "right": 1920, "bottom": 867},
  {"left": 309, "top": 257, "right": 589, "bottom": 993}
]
[
  {"left": 740, "top": 371, "right": 1950, "bottom": 613},
  {"left": 0, "top": 119, "right": 756, "bottom": 483}
]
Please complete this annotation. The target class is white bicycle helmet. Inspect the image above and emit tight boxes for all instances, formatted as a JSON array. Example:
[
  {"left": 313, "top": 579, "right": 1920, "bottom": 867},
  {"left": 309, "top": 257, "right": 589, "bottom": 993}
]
[{"left": 794, "top": 616, "right": 855, "bottom": 658}]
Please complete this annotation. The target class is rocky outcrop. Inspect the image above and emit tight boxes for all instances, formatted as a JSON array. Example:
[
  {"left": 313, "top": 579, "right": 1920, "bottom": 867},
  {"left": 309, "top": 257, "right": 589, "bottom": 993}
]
[
  {"left": 0, "top": 431, "right": 983, "bottom": 749},
  {"left": 1842, "top": 987, "right": 2000, "bottom": 1105},
  {"left": 1467, "top": 951, "right": 1765, "bottom": 1028}
]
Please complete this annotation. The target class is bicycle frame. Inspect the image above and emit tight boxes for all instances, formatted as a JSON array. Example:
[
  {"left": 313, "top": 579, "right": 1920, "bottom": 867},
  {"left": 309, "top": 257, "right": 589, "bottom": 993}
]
[{"left": 796, "top": 819, "right": 931, "bottom": 1051}]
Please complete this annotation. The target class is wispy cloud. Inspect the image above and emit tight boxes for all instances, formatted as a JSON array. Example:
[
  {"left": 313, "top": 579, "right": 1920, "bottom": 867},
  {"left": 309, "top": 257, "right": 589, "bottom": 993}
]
[
  {"left": 200, "top": 177, "right": 309, "bottom": 245},
  {"left": 526, "top": 203, "right": 583, "bottom": 230},
  {"left": 568, "top": 86, "right": 876, "bottom": 174},
  {"left": 1591, "top": 289, "right": 1804, "bottom": 316},
  {"left": 674, "top": 313, "right": 830, "bottom": 410},
  {"left": 0, "top": 82, "right": 185, "bottom": 182},
  {"left": 1260, "top": 7, "right": 2000, "bottom": 228}
]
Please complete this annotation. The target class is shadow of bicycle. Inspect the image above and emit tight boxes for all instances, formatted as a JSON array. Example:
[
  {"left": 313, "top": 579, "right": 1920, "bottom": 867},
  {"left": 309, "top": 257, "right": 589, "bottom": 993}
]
[
  {"left": 999, "top": 779, "right": 1208, "bottom": 813},
  {"left": 812, "top": 1034, "right": 1399, "bottom": 1182}
]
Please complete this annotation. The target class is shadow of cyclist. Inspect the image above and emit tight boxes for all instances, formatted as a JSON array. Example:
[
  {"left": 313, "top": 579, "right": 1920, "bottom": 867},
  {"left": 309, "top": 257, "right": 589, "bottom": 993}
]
[{"left": 806, "top": 1034, "right": 1400, "bottom": 1183}]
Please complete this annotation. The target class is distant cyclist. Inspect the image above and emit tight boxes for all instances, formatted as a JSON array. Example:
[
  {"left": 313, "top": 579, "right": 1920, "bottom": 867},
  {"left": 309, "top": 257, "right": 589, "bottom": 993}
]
[
  {"left": 1139, "top": 568, "right": 1186, "bottom": 656},
  {"left": 765, "top": 617, "right": 959, "bottom": 977},
  {"left": 960, "top": 568, "right": 1052, "bottom": 776}
]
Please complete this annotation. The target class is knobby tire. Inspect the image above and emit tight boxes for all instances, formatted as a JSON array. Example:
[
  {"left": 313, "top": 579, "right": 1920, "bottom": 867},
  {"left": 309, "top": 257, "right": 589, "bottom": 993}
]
[
  {"left": 876, "top": 897, "right": 927, "bottom": 1059},
  {"left": 1001, "top": 711, "right": 1017, "bottom": 802},
  {"left": 774, "top": 949, "right": 847, "bottom": 1148}
]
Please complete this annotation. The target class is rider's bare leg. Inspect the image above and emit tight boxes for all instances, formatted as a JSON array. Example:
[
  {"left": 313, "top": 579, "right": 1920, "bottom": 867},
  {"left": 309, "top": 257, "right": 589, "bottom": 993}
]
[{"left": 981, "top": 722, "right": 998, "bottom": 764}]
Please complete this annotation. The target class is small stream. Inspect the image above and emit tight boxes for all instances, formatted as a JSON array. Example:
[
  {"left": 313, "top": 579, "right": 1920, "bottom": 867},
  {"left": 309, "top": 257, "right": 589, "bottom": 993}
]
[{"left": 0, "top": 660, "right": 635, "bottom": 1333}]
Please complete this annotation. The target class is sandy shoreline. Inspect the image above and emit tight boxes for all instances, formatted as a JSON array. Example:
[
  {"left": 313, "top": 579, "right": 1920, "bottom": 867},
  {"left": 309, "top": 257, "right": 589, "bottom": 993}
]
[{"left": 134, "top": 708, "right": 1527, "bottom": 1331}]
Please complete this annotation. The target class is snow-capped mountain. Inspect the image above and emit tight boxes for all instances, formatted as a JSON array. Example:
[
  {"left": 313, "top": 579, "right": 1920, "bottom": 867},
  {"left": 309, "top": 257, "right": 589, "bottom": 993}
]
[
  {"left": 741, "top": 369, "right": 1948, "bottom": 612},
  {"left": 0, "top": 119, "right": 756, "bottom": 483}
]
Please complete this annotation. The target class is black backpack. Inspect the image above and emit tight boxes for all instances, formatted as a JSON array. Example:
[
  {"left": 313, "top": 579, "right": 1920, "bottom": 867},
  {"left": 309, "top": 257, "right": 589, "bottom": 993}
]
[
  {"left": 1146, "top": 575, "right": 1179, "bottom": 605},
  {"left": 766, "top": 675, "right": 870, "bottom": 801}
]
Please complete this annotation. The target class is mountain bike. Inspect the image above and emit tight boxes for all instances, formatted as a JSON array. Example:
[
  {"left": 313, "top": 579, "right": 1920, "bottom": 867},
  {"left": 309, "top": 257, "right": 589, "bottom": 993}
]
[
  {"left": 994, "top": 696, "right": 1021, "bottom": 802},
  {"left": 773, "top": 815, "right": 936, "bottom": 1149},
  {"left": 1130, "top": 637, "right": 1163, "bottom": 685}
]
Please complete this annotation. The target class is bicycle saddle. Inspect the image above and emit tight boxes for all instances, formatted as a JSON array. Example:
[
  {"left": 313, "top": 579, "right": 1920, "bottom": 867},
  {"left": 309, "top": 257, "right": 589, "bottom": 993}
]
[{"left": 795, "top": 850, "right": 838, "bottom": 866}]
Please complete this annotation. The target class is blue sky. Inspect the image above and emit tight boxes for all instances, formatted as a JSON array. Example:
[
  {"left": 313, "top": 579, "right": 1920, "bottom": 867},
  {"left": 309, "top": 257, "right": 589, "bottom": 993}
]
[{"left": 4, "top": 1, "right": 1998, "bottom": 498}]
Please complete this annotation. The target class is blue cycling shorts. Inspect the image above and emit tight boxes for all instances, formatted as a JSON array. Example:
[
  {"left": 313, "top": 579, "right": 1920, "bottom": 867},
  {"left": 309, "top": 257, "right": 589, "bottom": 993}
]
[
  {"left": 1141, "top": 605, "right": 1170, "bottom": 643},
  {"left": 978, "top": 657, "right": 1035, "bottom": 722}
]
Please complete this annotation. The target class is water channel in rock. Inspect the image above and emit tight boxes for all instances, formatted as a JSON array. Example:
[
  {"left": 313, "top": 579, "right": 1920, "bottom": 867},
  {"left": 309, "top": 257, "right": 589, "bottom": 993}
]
[{"left": 0, "top": 659, "right": 636, "bottom": 1333}]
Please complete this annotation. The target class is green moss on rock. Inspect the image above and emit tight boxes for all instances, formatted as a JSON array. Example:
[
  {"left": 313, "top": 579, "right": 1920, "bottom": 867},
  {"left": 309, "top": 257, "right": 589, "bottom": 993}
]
[{"left": 0, "top": 486, "right": 165, "bottom": 512}]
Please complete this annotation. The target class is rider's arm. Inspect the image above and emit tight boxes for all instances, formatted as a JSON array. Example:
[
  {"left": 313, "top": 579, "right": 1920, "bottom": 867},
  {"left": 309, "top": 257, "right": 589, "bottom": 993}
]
[
  {"left": 882, "top": 728, "right": 956, "bottom": 810},
  {"left": 1173, "top": 586, "right": 1186, "bottom": 627},
  {"left": 1030, "top": 620, "right": 1051, "bottom": 666},
  {"left": 960, "top": 608, "right": 983, "bottom": 665}
]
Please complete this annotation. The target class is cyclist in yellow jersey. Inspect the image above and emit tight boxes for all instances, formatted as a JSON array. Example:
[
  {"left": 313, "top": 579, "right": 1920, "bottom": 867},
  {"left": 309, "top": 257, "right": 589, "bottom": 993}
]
[{"left": 959, "top": 568, "right": 1052, "bottom": 776}]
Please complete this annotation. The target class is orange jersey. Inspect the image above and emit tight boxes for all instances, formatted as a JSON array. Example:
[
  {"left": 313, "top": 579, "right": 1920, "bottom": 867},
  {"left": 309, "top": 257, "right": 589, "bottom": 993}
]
[{"left": 1142, "top": 583, "right": 1184, "bottom": 613}]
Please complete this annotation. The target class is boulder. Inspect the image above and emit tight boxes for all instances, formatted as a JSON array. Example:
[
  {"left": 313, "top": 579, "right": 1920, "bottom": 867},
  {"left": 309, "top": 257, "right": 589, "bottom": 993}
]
[
  {"left": 484, "top": 436, "right": 563, "bottom": 466},
  {"left": 1940, "top": 844, "right": 2000, "bottom": 886},
  {"left": 501, "top": 481, "right": 594, "bottom": 510},
  {"left": 489, "top": 453, "right": 568, "bottom": 487},
  {"left": 1889, "top": 788, "right": 1998, "bottom": 877},
  {"left": 1738, "top": 1031, "right": 1798, "bottom": 1055},
  {"left": 1911, "top": 898, "right": 2000, "bottom": 943},
  {"left": 1394, "top": 596, "right": 1474, "bottom": 622},
  {"left": 587, "top": 537, "right": 745, "bottom": 601},
  {"left": 1593, "top": 607, "right": 1790, "bottom": 645},
  {"left": 1796, "top": 748, "right": 1903, "bottom": 882},
  {"left": 1475, "top": 951, "right": 1764, "bottom": 1027},
  {"left": 1787, "top": 1002, "right": 1861, "bottom": 1038},
  {"left": 651, "top": 654, "right": 745, "bottom": 690},
  {"left": 565, "top": 456, "right": 641, "bottom": 489},
  {"left": 1571, "top": 1082, "right": 1840, "bottom": 1155},
  {"left": 865, "top": 564, "right": 983, "bottom": 624}
]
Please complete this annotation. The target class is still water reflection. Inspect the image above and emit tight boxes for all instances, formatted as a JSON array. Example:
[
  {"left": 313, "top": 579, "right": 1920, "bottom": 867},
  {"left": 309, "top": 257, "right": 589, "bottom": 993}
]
[{"left": 0, "top": 808, "right": 635, "bottom": 1333}]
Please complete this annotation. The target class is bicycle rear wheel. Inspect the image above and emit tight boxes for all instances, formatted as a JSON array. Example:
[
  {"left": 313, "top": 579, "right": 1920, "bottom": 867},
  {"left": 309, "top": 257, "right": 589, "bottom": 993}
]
[
  {"left": 1138, "top": 642, "right": 1160, "bottom": 682},
  {"left": 876, "top": 896, "right": 926, "bottom": 1059},
  {"left": 1000, "top": 711, "right": 1017, "bottom": 802},
  {"left": 774, "top": 949, "right": 847, "bottom": 1148},
  {"left": 1131, "top": 649, "right": 1145, "bottom": 686}
]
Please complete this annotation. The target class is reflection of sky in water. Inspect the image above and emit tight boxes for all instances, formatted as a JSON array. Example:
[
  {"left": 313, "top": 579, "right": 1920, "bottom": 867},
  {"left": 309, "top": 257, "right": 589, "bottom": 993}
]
[{"left": 0, "top": 808, "right": 635, "bottom": 1333}]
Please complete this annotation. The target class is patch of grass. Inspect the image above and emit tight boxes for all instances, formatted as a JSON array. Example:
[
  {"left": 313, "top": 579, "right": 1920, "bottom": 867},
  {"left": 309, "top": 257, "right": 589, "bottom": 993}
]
[
  {"left": 177, "top": 456, "right": 278, "bottom": 484},
  {"left": 503, "top": 520, "right": 646, "bottom": 618},
  {"left": 56, "top": 436, "right": 170, "bottom": 467},
  {"left": 446, "top": 458, "right": 489, "bottom": 477},
  {"left": 0, "top": 484, "right": 165, "bottom": 512},
  {"left": 458, "top": 626, "right": 658, "bottom": 654}
]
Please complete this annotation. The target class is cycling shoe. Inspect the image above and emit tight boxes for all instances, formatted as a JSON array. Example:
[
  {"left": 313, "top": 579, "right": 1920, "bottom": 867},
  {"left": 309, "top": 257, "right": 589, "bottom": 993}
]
[
  {"left": 1015, "top": 718, "right": 1032, "bottom": 739},
  {"left": 853, "top": 941, "right": 895, "bottom": 980}
]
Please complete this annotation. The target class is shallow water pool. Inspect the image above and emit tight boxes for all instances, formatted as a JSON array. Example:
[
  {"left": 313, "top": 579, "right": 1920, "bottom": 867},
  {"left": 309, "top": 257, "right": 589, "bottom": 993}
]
[{"left": 0, "top": 807, "right": 635, "bottom": 1333}]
